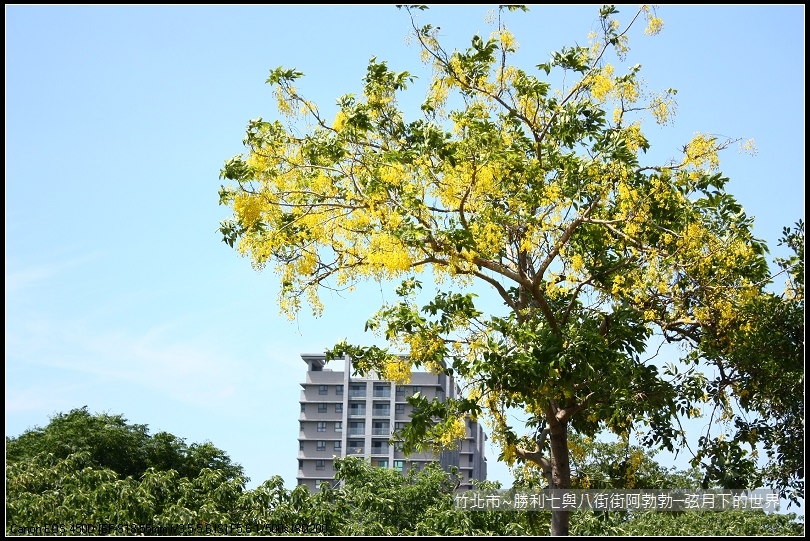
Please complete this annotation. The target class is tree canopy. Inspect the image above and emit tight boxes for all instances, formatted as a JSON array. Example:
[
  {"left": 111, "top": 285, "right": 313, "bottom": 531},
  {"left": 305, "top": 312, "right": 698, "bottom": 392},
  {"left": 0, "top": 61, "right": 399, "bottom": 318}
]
[
  {"left": 7, "top": 419, "right": 804, "bottom": 536},
  {"left": 6, "top": 407, "right": 247, "bottom": 529},
  {"left": 692, "top": 221, "right": 804, "bottom": 504},
  {"left": 6, "top": 406, "right": 244, "bottom": 482},
  {"left": 218, "top": 5, "right": 802, "bottom": 534}
]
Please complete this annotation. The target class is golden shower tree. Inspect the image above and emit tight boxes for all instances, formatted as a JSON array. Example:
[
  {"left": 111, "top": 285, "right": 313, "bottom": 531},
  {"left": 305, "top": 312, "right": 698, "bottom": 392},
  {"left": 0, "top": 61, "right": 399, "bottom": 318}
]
[{"left": 218, "top": 6, "right": 775, "bottom": 534}]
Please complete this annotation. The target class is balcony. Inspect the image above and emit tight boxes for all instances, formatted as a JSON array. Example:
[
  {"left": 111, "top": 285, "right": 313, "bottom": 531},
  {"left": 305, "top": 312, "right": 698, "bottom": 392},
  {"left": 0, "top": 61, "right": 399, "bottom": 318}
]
[
  {"left": 372, "top": 427, "right": 390, "bottom": 436},
  {"left": 373, "top": 388, "right": 391, "bottom": 398},
  {"left": 370, "top": 444, "right": 390, "bottom": 455},
  {"left": 347, "top": 428, "right": 365, "bottom": 436},
  {"left": 347, "top": 446, "right": 365, "bottom": 455},
  {"left": 371, "top": 407, "right": 390, "bottom": 417}
]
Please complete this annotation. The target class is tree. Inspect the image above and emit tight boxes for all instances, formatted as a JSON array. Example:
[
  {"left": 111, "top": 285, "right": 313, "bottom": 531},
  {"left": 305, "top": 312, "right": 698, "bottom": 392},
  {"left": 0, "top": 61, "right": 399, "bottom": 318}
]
[
  {"left": 512, "top": 436, "right": 804, "bottom": 536},
  {"left": 218, "top": 5, "right": 783, "bottom": 534},
  {"left": 692, "top": 221, "right": 804, "bottom": 504},
  {"left": 7, "top": 406, "right": 153, "bottom": 479},
  {"left": 8, "top": 422, "right": 803, "bottom": 535},
  {"left": 6, "top": 407, "right": 247, "bottom": 531},
  {"left": 6, "top": 406, "right": 244, "bottom": 483},
  {"left": 620, "top": 509, "right": 804, "bottom": 537}
]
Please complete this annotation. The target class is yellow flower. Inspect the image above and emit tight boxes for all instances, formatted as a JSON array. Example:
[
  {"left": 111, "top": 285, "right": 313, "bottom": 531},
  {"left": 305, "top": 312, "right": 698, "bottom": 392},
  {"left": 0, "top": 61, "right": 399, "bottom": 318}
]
[
  {"left": 645, "top": 16, "right": 664, "bottom": 36},
  {"left": 684, "top": 132, "right": 720, "bottom": 170},
  {"left": 382, "top": 357, "right": 412, "bottom": 384},
  {"left": 499, "top": 29, "right": 517, "bottom": 51},
  {"left": 333, "top": 110, "right": 348, "bottom": 132},
  {"left": 590, "top": 65, "right": 615, "bottom": 101}
]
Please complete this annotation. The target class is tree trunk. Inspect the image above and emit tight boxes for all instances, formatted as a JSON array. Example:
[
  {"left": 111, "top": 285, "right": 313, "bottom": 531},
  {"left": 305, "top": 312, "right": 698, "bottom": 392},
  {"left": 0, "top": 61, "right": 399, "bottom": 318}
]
[{"left": 548, "top": 408, "right": 571, "bottom": 536}]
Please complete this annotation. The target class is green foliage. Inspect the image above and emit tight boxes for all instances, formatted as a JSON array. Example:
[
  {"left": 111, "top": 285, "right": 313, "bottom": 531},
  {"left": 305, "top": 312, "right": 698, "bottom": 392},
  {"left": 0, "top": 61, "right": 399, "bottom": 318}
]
[
  {"left": 621, "top": 510, "right": 804, "bottom": 537},
  {"left": 6, "top": 406, "right": 152, "bottom": 479},
  {"left": 6, "top": 421, "right": 803, "bottom": 536},
  {"left": 6, "top": 406, "right": 244, "bottom": 482},
  {"left": 6, "top": 407, "right": 247, "bottom": 532},
  {"left": 567, "top": 434, "right": 703, "bottom": 490},
  {"left": 694, "top": 222, "right": 804, "bottom": 504}
]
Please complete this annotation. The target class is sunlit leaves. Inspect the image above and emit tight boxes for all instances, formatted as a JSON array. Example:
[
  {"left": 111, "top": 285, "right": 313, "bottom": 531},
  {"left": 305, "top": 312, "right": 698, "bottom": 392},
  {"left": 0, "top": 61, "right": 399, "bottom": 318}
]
[{"left": 217, "top": 4, "right": 794, "bottom": 531}]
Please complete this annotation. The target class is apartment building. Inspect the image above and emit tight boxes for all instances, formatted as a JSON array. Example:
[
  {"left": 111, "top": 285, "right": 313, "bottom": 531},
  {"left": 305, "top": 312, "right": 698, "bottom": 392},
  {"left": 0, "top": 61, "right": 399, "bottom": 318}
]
[{"left": 297, "top": 353, "right": 488, "bottom": 491}]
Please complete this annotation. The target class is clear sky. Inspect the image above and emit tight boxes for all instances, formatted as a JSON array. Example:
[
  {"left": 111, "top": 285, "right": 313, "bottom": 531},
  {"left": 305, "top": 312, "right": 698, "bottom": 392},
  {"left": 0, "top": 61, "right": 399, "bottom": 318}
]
[{"left": 6, "top": 5, "right": 805, "bottom": 494}]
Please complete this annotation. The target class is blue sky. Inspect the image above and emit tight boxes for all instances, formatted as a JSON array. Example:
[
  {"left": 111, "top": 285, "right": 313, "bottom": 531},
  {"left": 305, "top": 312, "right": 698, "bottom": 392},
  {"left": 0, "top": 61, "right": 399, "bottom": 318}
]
[{"left": 6, "top": 5, "right": 805, "bottom": 494}]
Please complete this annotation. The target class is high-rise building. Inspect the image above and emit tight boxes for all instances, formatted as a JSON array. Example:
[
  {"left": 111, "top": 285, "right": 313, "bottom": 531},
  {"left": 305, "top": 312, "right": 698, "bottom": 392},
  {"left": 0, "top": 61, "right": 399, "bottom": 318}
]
[{"left": 297, "top": 353, "right": 487, "bottom": 491}]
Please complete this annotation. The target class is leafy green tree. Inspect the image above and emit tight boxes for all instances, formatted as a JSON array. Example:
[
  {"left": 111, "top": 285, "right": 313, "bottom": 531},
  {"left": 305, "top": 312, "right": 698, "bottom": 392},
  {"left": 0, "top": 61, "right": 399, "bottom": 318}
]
[
  {"left": 691, "top": 221, "right": 804, "bottom": 504},
  {"left": 246, "top": 454, "right": 802, "bottom": 536},
  {"left": 621, "top": 510, "right": 804, "bottom": 537},
  {"left": 7, "top": 451, "right": 250, "bottom": 531},
  {"left": 7, "top": 428, "right": 803, "bottom": 535},
  {"left": 6, "top": 406, "right": 152, "bottom": 479},
  {"left": 566, "top": 433, "right": 702, "bottom": 490},
  {"left": 6, "top": 407, "right": 247, "bottom": 532},
  {"left": 6, "top": 406, "right": 244, "bottom": 483},
  {"left": 218, "top": 5, "right": 790, "bottom": 534},
  {"left": 234, "top": 457, "right": 536, "bottom": 535},
  {"left": 512, "top": 437, "right": 803, "bottom": 536}
]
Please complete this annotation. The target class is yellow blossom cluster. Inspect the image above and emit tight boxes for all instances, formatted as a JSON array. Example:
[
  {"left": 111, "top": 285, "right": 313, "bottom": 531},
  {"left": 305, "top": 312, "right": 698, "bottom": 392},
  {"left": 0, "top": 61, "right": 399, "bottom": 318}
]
[
  {"left": 683, "top": 132, "right": 721, "bottom": 170},
  {"left": 641, "top": 5, "right": 665, "bottom": 36},
  {"left": 437, "top": 417, "right": 467, "bottom": 448},
  {"left": 649, "top": 93, "right": 677, "bottom": 125},
  {"left": 495, "top": 29, "right": 517, "bottom": 51},
  {"left": 382, "top": 357, "right": 412, "bottom": 384},
  {"left": 622, "top": 122, "right": 646, "bottom": 151},
  {"left": 407, "top": 333, "right": 446, "bottom": 372},
  {"left": 333, "top": 110, "right": 348, "bottom": 132},
  {"left": 590, "top": 65, "right": 615, "bottom": 102},
  {"left": 232, "top": 192, "right": 263, "bottom": 229}
]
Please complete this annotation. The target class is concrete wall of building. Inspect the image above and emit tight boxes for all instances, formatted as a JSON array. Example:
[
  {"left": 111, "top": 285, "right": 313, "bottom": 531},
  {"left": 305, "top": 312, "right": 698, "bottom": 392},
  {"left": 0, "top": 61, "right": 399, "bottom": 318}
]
[{"left": 296, "top": 353, "right": 487, "bottom": 490}]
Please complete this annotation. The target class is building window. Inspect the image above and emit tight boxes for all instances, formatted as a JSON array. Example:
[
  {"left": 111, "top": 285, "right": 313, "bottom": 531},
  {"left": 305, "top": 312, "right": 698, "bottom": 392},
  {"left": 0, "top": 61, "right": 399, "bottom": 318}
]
[
  {"left": 348, "top": 440, "right": 364, "bottom": 454},
  {"left": 412, "top": 386, "right": 421, "bottom": 395},
  {"left": 373, "top": 383, "right": 391, "bottom": 398},
  {"left": 469, "top": 453, "right": 473, "bottom": 463},
  {"left": 394, "top": 460, "right": 404, "bottom": 472},
  {"left": 300, "top": 403, "right": 306, "bottom": 413},
  {"left": 318, "top": 403, "right": 327, "bottom": 413},
  {"left": 371, "top": 441, "right": 390, "bottom": 454},
  {"left": 317, "top": 421, "right": 327, "bottom": 432},
  {"left": 335, "top": 421, "right": 343, "bottom": 432},
  {"left": 299, "top": 441, "right": 304, "bottom": 451},
  {"left": 396, "top": 385, "right": 406, "bottom": 396},
  {"left": 372, "top": 404, "right": 390, "bottom": 417},
  {"left": 395, "top": 422, "right": 406, "bottom": 430},
  {"left": 317, "top": 440, "right": 326, "bottom": 451},
  {"left": 335, "top": 403, "right": 343, "bottom": 414},
  {"left": 300, "top": 422, "right": 304, "bottom": 432},
  {"left": 396, "top": 404, "right": 405, "bottom": 414},
  {"left": 348, "top": 421, "right": 365, "bottom": 436},
  {"left": 319, "top": 385, "right": 328, "bottom": 395},
  {"left": 336, "top": 384, "right": 344, "bottom": 395},
  {"left": 316, "top": 460, "right": 325, "bottom": 471},
  {"left": 334, "top": 441, "right": 342, "bottom": 451},
  {"left": 372, "top": 421, "right": 390, "bottom": 435},
  {"left": 298, "top": 460, "right": 303, "bottom": 470},
  {"left": 377, "top": 459, "right": 389, "bottom": 468},
  {"left": 349, "top": 383, "right": 366, "bottom": 398},
  {"left": 348, "top": 402, "right": 366, "bottom": 416}
]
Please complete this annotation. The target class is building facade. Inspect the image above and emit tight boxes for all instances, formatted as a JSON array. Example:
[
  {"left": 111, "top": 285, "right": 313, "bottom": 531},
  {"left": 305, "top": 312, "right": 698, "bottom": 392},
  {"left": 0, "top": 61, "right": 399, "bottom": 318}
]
[{"left": 297, "top": 353, "right": 487, "bottom": 491}]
